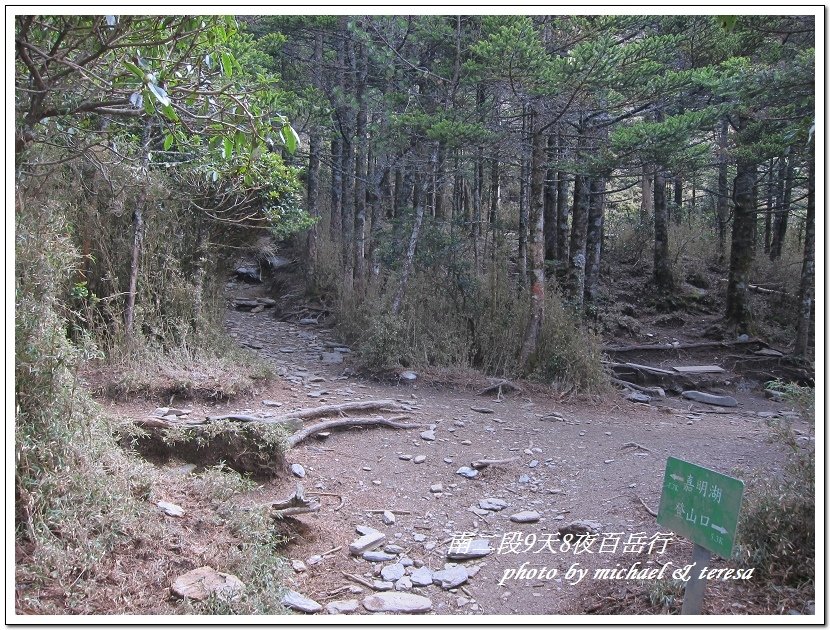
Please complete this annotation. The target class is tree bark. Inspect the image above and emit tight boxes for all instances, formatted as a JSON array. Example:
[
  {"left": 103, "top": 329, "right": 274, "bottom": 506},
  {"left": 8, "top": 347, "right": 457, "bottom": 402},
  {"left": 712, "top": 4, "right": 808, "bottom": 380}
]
[
  {"left": 391, "top": 148, "right": 426, "bottom": 316},
  {"left": 715, "top": 117, "right": 730, "bottom": 263},
  {"left": 641, "top": 164, "right": 654, "bottom": 220},
  {"left": 306, "top": 30, "right": 323, "bottom": 282},
  {"left": 543, "top": 133, "right": 557, "bottom": 261},
  {"left": 518, "top": 104, "right": 530, "bottom": 286},
  {"left": 353, "top": 41, "right": 368, "bottom": 288},
  {"left": 124, "top": 119, "right": 152, "bottom": 336},
  {"left": 555, "top": 167, "right": 570, "bottom": 264},
  {"left": 653, "top": 169, "right": 674, "bottom": 293},
  {"left": 725, "top": 117, "right": 757, "bottom": 334},
  {"left": 329, "top": 133, "right": 343, "bottom": 238},
  {"left": 584, "top": 176, "right": 606, "bottom": 305},
  {"left": 770, "top": 150, "right": 793, "bottom": 260},
  {"left": 518, "top": 116, "right": 547, "bottom": 369},
  {"left": 672, "top": 175, "right": 683, "bottom": 225},
  {"left": 794, "top": 153, "right": 814, "bottom": 357},
  {"left": 566, "top": 171, "right": 589, "bottom": 311}
]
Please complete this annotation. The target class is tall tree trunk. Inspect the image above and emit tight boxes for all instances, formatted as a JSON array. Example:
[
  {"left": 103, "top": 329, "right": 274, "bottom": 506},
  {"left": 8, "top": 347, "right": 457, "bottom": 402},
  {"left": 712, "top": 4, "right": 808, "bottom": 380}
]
[
  {"left": 725, "top": 118, "right": 757, "bottom": 334},
  {"left": 392, "top": 167, "right": 404, "bottom": 219},
  {"left": 125, "top": 119, "right": 152, "bottom": 336},
  {"left": 566, "top": 171, "right": 589, "bottom": 311},
  {"left": 763, "top": 158, "right": 774, "bottom": 255},
  {"left": 489, "top": 151, "right": 500, "bottom": 225},
  {"left": 306, "top": 30, "right": 323, "bottom": 282},
  {"left": 641, "top": 164, "right": 653, "bottom": 220},
  {"left": 543, "top": 133, "right": 557, "bottom": 261},
  {"left": 330, "top": 133, "right": 343, "bottom": 238},
  {"left": 653, "top": 169, "right": 674, "bottom": 293},
  {"left": 353, "top": 41, "right": 368, "bottom": 288},
  {"left": 715, "top": 117, "right": 730, "bottom": 263},
  {"left": 435, "top": 142, "right": 448, "bottom": 221},
  {"left": 584, "top": 176, "right": 606, "bottom": 306},
  {"left": 518, "top": 116, "right": 547, "bottom": 369},
  {"left": 391, "top": 151, "right": 426, "bottom": 316},
  {"left": 518, "top": 104, "right": 530, "bottom": 286},
  {"left": 794, "top": 152, "right": 814, "bottom": 357},
  {"left": 555, "top": 167, "right": 570, "bottom": 264},
  {"left": 770, "top": 151, "right": 793, "bottom": 260},
  {"left": 672, "top": 176, "right": 683, "bottom": 225}
]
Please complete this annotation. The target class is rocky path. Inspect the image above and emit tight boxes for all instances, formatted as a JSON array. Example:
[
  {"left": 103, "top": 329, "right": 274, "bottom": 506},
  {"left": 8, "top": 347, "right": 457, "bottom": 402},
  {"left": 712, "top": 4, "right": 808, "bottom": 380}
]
[{"left": 216, "top": 296, "right": 810, "bottom": 616}]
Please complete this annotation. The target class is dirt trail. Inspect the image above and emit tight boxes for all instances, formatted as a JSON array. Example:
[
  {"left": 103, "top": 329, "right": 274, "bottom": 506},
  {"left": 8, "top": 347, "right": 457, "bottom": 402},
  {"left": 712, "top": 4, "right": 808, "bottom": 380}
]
[{"left": 211, "top": 295, "right": 808, "bottom": 616}]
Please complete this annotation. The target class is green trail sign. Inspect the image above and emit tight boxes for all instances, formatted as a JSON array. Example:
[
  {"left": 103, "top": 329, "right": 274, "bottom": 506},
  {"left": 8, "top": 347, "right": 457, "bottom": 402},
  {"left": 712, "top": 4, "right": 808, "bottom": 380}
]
[{"left": 657, "top": 457, "right": 745, "bottom": 559}]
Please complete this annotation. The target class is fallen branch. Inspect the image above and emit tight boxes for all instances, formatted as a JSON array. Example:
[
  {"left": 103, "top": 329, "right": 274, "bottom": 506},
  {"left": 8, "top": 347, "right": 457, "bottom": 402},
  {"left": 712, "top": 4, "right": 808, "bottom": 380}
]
[
  {"left": 342, "top": 572, "right": 374, "bottom": 590},
  {"left": 621, "top": 442, "right": 652, "bottom": 453},
  {"left": 638, "top": 496, "right": 658, "bottom": 517},
  {"left": 603, "top": 339, "right": 767, "bottom": 354},
  {"left": 281, "top": 400, "right": 409, "bottom": 421},
  {"left": 286, "top": 415, "right": 425, "bottom": 448},
  {"left": 471, "top": 456, "right": 520, "bottom": 470},
  {"left": 366, "top": 509, "right": 412, "bottom": 515},
  {"left": 306, "top": 491, "right": 346, "bottom": 511},
  {"left": 609, "top": 378, "right": 665, "bottom": 397},
  {"left": 271, "top": 484, "right": 320, "bottom": 519},
  {"left": 321, "top": 545, "right": 342, "bottom": 557},
  {"left": 478, "top": 380, "right": 522, "bottom": 397}
]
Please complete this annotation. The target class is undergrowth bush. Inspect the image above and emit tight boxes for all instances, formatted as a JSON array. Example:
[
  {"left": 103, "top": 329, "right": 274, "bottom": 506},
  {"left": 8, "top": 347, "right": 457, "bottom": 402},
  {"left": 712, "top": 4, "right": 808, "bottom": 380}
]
[{"left": 734, "top": 383, "right": 815, "bottom": 588}]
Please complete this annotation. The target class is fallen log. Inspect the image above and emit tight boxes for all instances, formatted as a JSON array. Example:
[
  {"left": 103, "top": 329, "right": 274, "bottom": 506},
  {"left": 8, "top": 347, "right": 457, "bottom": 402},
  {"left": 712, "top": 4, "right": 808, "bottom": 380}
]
[
  {"left": 609, "top": 377, "right": 665, "bottom": 398},
  {"left": 281, "top": 400, "right": 408, "bottom": 421},
  {"left": 286, "top": 414, "right": 426, "bottom": 448},
  {"left": 603, "top": 339, "right": 767, "bottom": 354},
  {"left": 470, "top": 456, "right": 520, "bottom": 470},
  {"left": 271, "top": 484, "right": 320, "bottom": 518}
]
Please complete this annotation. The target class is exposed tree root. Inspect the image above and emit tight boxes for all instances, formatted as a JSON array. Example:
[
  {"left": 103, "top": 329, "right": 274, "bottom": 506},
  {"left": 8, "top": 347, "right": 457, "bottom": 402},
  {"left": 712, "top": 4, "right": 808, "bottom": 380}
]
[
  {"left": 286, "top": 414, "right": 425, "bottom": 448},
  {"left": 478, "top": 380, "right": 522, "bottom": 397},
  {"left": 271, "top": 484, "right": 320, "bottom": 518}
]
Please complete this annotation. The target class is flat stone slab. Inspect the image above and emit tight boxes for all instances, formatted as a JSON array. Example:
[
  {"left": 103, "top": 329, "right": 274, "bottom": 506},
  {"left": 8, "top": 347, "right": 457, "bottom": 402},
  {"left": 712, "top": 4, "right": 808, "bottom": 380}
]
[
  {"left": 349, "top": 530, "right": 386, "bottom": 555},
  {"left": 432, "top": 565, "right": 469, "bottom": 589},
  {"left": 479, "top": 498, "right": 508, "bottom": 511},
  {"left": 325, "top": 599, "right": 359, "bottom": 614},
  {"left": 673, "top": 365, "right": 726, "bottom": 374},
  {"left": 456, "top": 466, "right": 479, "bottom": 479},
  {"left": 363, "top": 550, "right": 396, "bottom": 562},
  {"left": 157, "top": 500, "right": 184, "bottom": 517},
  {"left": 410, "top": 566, "right": 434, "bottom": 586},
  {"left": 626, "top": 392, "right": 651, "bottom": 404},
  {"left": 171, "top": 566, "right": 244, "bottom": 602},
  {"left": 510, "top": 510, "right": 541, "bottom": 523},
  {"left": 381, "top": 563, "right": 406, "bottom": 582},
  {"left": 282, "top": 589, "right": 323, "bottom": 613},
  {"left": 681, "top": 390, "right": 738, "bottom": 407},
  {"left": 362, "top": 592, "right": 433, "bottom": 613},
  {"left": 446, "top": 538, "right": 492, "bottom": 560}
]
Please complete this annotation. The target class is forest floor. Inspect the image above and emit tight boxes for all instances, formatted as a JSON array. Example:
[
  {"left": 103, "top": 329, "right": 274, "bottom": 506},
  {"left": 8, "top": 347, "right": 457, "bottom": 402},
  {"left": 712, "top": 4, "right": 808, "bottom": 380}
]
[{"left": 91, "top": 272, "right": 816, "bottom": 618}]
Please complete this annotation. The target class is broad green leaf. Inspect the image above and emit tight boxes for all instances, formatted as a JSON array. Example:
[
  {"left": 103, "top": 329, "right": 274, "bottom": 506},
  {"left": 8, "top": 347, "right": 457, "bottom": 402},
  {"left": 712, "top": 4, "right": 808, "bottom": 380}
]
[
  {"left": 221, "top": 52, "right": 234, "bottom": 78},
  {"left": 148, "top": 82, "right": 171, "bottom": 107},
  {"left": 223, "top": 136, "right": 233, "bottom": 160},
  {"left": 163, "top": 134, "right": 174, "bottom": 151},
  {"left": 124, "top": 61, "right": 145, "bottom": 80},
  {"left": 160, "top": 103, "right": 179, "bottom": 122},
  {"left": 281, "top": 122, "right": 300, "bottom": 154}
]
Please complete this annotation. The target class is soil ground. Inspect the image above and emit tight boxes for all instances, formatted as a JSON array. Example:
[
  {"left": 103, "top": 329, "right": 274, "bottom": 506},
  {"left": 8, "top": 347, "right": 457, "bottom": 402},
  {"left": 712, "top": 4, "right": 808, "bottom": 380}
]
[{"left": 98, "top": 275, "right": 815, "bottom": 618}]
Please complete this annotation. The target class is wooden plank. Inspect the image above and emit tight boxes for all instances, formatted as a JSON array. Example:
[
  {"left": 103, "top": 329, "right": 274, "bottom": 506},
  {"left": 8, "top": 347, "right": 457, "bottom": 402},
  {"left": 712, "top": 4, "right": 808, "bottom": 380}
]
[
  {"left": 672, "top": 365, "right": 726, "bottom": 374},
  {"left": 625, "top": 362, "right": 675, "bottom": 375}
]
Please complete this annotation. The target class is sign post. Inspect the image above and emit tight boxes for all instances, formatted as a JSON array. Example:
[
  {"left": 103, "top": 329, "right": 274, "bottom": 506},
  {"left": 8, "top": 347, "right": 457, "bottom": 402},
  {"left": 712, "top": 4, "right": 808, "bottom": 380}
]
[{"left": 656, "top": 457, "right": 745, "bottom": 615}]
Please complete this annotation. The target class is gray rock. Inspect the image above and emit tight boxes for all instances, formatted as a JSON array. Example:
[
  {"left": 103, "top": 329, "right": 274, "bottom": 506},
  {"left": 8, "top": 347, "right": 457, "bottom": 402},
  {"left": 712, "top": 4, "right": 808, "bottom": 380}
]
[
  {"left": 446, "top": 538, "right": 493, "bottom": 560},
  {"left": 626, "top": 392, "right": 652, "bottom": 404},
  {"left": 398, "top": 453, "right": 413, "bottom": 461},
  {"left": 529, "top": 460, "right": 539, "bottom": 468},
  {"left": 349, "top": 530, "right": 386, "bottom": 556},
  {"left": 479, "top": 498, "right": 508, "bottom": 512},
  {"left": 381, "top": 563, "right": 406, "bottom": 582},
  {"left": 420, "top": 430, "right": 436, "bottom": 441},
  {"left": 460, "top": 439, "right": 472, "bottom": 446},
  {"left": 325, "top": 599, "right": 359, "bottom": 614},
  {"left": 384, "top": 544, "right": 405, "bottom": 555},
  {"left": 399, "top": 556, "right": 414, "bottom": 567},
  {"left": 262, "top": 400, "right": 283, "bottom": 407},
  {"left": 157, "top": 500, "right": 184, "bottom": 517},
  {"left": 510, "top": 510, "right": 541, "bottom": 523},
  {"left": 321, "top": 352, "right": 344, "bottom": 364},
  {"left": 410, "top": 566, "right": 434, "bottom": 586},
  {"left": 382, "top": 511, "right": 396, "bottom": 525},
  {"left": 430, "top": 483, "right": 444, "bottom": 493},
  {"left": 356, "top": 525, "right": 382, "bottom": 536},
  {"left": 290, "top": 463, "right": 306, "bottom": 478},
  {"left": 372, "top": 580, "right": 394, "bottom": 591},
  {"left": 362, "top": 592, "right": 432, "bottom": 613},
  {"left": 394, "top": 576, "right": 413, "bottom": 591},
  {"left": 291, "top": 559, "right": 307, "bottom": 573},
  {"left": 681, "top": 390, "right": 738, "bottom": 407},
  {"left": 413, "top": 455, "right": 427, "bottom": 464},
  {"left": 171, "top": 566, "right": 244, "bottom": 602},
  {"left": 412, "top": 533, "right": 426, "bottom": 543},
  {"left": 282, "top": 589, "right": 322, "bottom": 613},
  {"left": 559, "top": 519, "right": 602, "bottom": 538},
  {"left": 518, "top": 474, "right": 531, "bottom": 484},
  {"left": 307, "top": 555, "right": 323, "bottom": 566},
  {"left": 443, "top": 457, "right": 454, "bottom": 464},
  {"left": 470, "top": 406, "right": 494, "bottom": 414},
  {"left": 400, "top": 371, "right": 418, "bottom": 382},
  {"left": 764, "top": 388, "right": 784, "bottom": 402},
  {"left": 456, "top": 466, "right": 478, "bottom": 479},
  {"left": 363, "top": 550, "right": 396, "bottom": 562},
  {"left": 432, "top": 565, "right": 469, "bottom": 589}
]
